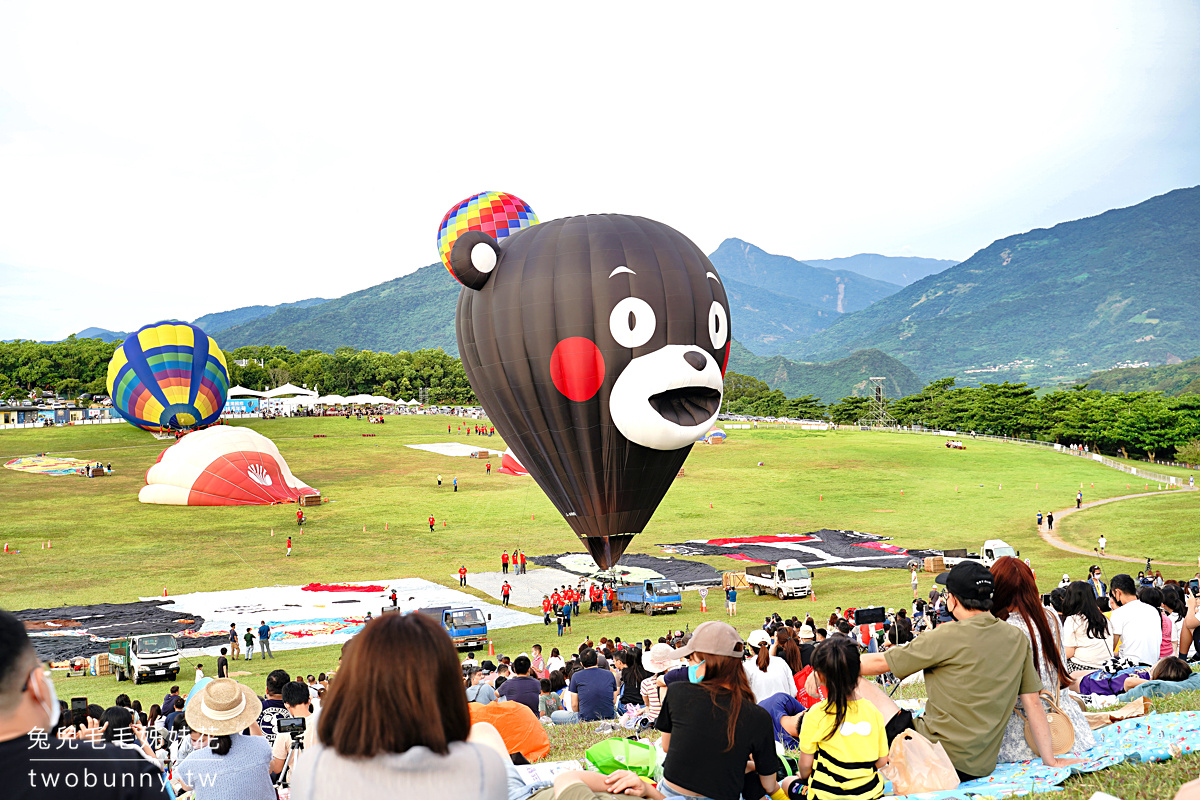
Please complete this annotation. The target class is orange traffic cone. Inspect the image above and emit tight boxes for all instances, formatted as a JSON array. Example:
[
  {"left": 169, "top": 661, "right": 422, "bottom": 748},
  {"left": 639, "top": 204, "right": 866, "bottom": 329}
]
[
  {"left": 47, "top": 540, "right": 51, "bottom": 549},
  {"left": 385, "top": 522, "right": 389, "bottom": 531},
  {"left": 363, "top": 525, "right": 366, "bottom": 532},
  {"left": 162, "top": 587, "right": 168, "bottom": 597},
  {"left": 487, "top": 639, "right": 495, "bottom": 657}
]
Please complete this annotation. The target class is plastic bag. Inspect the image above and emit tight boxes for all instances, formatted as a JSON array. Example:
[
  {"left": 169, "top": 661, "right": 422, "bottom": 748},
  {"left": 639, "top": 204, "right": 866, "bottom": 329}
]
[
  {"left": 880, "top": 729, "right": 960, "bottom": 794},
  {"left": 585, "top": 737, "right": 658, "bottom": 777}
]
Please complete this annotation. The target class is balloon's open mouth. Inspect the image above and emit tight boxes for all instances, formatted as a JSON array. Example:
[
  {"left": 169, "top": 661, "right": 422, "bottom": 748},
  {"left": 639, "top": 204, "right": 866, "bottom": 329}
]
[{"left": 648, "top": 387, "right": 722, "bottom": 428}]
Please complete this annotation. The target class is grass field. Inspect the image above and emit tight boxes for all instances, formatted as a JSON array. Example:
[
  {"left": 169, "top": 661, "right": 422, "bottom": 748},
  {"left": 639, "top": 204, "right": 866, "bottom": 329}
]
[{"left": 4, "top": 416, "right": 1200, "bottom": 798}]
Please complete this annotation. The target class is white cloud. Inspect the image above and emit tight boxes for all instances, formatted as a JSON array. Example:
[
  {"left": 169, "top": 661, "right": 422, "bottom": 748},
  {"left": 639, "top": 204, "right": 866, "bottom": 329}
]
[{"left": 0, "top": 1, "right": 1197, "bottom": 340}]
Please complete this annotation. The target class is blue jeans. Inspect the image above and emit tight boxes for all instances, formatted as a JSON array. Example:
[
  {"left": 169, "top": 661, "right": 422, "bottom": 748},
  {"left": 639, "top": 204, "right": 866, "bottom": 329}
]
[
  {"left": 659, "top": 777, "right": 718, "bottom": 800},
  {"left": 549, "top": 710, "right": 579, "bottom": 725}
]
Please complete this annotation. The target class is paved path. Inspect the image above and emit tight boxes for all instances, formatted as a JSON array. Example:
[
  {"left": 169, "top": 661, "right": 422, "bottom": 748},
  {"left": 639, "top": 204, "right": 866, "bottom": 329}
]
[{"left": 1036, "top": 487, "right": 1197, "bottom": 566}]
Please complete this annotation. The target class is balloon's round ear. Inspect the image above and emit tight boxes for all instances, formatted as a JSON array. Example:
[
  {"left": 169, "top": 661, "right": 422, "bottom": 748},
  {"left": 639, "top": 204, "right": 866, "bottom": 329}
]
[{"left": 449, "top": 231, "right": 501, "bottom": 290}]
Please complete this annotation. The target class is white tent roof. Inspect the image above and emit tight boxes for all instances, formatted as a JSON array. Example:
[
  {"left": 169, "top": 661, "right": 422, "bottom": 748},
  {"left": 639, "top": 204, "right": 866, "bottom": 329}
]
[
  {"left": 344, "top": 394, "right": 374, "bottom": 404},
  {"left": 317, "top": 394, "right": 346, "bottom": 405},
  {"left": 406, "top": 398, "right": 420, "bottom": 406},
  {"left": 227, "top": 385, "right": 268, "bottom": 398},
  {"left": 264, "top": 383, "right": 317, "bottom": 398},
  {"left": 371, "top": 396, "right": 397, "bottom": 404}
]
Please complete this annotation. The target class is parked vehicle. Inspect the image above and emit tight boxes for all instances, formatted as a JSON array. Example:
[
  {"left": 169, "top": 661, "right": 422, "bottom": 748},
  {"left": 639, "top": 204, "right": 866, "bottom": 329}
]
[
  {"left": 109, "top": 634, "right": 181, "bottom": 684},
  {"left": 941, "top": 539, "right": 1018, "bottom": 568},
  {"left": 617, "top": 580, "right": 683, "bottom": 616},
  {"left": 419, "top": 605, "right": 490, "bottom": 650},
  {"left": 745, "top": 559, "right": 813, "bottom": 599}
]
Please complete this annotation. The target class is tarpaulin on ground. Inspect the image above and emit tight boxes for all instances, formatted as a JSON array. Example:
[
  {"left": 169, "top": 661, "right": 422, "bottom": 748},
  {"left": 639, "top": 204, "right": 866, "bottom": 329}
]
[
  {"left": 13, "top": 601, "right": 227, "bottom": 661},
  {"left": 530, "top": 553, "right": 723, "bottom": 586},
  {"left": 300, "top": 583, "right": 386, "bottom": 593},
  {"left": 658, "top": 529, "right": 940, "bottom": 571}
]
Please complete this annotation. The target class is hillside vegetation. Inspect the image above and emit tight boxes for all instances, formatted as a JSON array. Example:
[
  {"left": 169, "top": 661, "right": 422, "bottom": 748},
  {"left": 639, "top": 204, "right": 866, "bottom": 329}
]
[
  {"left": 1086, "top": 355, "right": 1200, "bottom": 396},
  {"left": 728, "top": 341, "right": 924, "bottom": 403}
]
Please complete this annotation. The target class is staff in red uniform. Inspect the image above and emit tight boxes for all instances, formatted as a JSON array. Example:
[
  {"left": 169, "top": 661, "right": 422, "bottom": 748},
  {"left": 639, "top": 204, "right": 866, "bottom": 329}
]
[
  {"left": 458, "top": 565, "right": 468, "bottom": 587},
  {"left": 542, "top": 595, "right": 552, "bottom": 625},
  {"left": 428, "top": 515, "right": 435, "bottom": 532},
  {"left": 501, "top": 550, "right": 510, "bottom": 575}
]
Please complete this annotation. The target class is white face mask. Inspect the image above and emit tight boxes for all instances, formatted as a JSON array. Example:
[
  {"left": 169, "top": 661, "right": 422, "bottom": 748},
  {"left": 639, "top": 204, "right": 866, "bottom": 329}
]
[{"left": 32, "top": 668, "right": 60, "bottom": 730}]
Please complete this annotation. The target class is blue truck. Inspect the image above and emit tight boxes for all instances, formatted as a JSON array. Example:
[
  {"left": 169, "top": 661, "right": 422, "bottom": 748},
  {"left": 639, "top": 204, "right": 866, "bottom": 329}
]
[
  {"left": 616, "top": 579, "right": 683, "bottom": 616},
  {"left": 419, "top": 605, "right": 490, "bottom": 650}
]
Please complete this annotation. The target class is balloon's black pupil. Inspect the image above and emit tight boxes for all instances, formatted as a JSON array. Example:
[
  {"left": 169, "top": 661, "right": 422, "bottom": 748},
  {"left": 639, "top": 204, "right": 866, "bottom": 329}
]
[
  {"left": 714, "top": 314, "right": 721, "bottom": 333},
  {"left": 628, "top": 311, "right": 636, "bottom": 330}
]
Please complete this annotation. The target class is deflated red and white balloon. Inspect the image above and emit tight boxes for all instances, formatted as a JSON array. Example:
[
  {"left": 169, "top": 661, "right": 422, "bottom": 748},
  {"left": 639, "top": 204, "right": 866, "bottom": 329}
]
[
  {"left": 440, "top": 192, "right": 730, "bottom": 568},
  {"left": 140, "top": 426, "right": 318, "bottom": 506}
]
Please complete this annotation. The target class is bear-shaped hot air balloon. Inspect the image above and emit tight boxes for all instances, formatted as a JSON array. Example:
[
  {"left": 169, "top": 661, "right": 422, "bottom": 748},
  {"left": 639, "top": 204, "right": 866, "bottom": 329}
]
[
  {"left": 107, "top": 321, "right": 230, "bottom": 432},
  {"left": 441, "top": 194, "right": 730, "bottom": 568}
]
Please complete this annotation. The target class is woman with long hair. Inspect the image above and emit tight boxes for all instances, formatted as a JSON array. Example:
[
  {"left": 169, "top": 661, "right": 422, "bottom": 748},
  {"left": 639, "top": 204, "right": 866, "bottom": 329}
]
[
  {"left": 744, "top": 629, "right": 798, "bottom": 703},
  {"left": 1137, "top": 585, "right": 1175, "bottom": 658},
  {"left": 290, "top": 613, "right": 507, "bottom": 800},
  {"left": 178, "top": 679, "right": 275, "bottom": 799},
  {"left": 613, "top": 648, "right": 651, "bottom": 713},
  {"left": 990, "top": 557, "right": 1094, "bottom": 762},
  {"left": 1060, "top": 581, "right": 1114, "bottom": 671},
  {"left": 655, "top": 621, "right": 783, "bottom": 800},
  {"left": 1162, "top": 584, "right": 1189, "bottom": 653},
  {"left": 773, "top": 625, "right": 804, "bottom": 673}
]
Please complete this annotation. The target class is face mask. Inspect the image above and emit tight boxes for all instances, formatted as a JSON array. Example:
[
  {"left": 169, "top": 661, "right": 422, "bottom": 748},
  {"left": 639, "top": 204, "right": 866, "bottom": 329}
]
[
  {"left": 687, "top": 662, "right": 706, "bottom": 684},
  {"left": 33, "top": 668, "right": 60, "bottom": 729}
]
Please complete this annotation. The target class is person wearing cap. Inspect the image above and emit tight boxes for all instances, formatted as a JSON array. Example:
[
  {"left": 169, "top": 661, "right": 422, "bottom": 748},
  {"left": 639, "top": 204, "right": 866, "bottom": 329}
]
[
  {"left": 1058, "top": 573, "right": 1072, "bottom": 589},
  {"left": 797, "top": 624, "right": 816, "bottom": 666},
  {"left": 744, "top": 629, "right": 796, "bottom": 704},
  {"left": 176, "top": 678, "right": 274, "bottom": 798},
  {"left": 855, "top": 562, "right": 1083, "bottom": 782},
  {"left": 655, "top": 621, "right": 784, "bottom": 800}
]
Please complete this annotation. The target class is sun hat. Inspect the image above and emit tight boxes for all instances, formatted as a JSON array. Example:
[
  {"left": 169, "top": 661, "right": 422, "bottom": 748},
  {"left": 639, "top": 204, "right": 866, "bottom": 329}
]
[
  {"left": 642, "top": 643, "right": 676, "bottom": 673},
  {"left": 746, "top": 629, "right": 771, "bottom": 648},
  {"left": 667, "top": 621, "right": 744, "bottom": 660},
  {"left": 184, "top": 678, "right": 263, "bottom": 736},
  {"left": 798, "top": 625, "right": 815, "bottom": 640}
]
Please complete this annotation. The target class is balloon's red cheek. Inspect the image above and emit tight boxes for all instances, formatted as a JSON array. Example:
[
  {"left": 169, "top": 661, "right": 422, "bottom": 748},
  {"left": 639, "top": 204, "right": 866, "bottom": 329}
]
[
  {"left": 550, "top": 338, "right": 606, "bottom": 401},
  {"left": 721, "top": 344, "right": 730, "bottom": 376}
]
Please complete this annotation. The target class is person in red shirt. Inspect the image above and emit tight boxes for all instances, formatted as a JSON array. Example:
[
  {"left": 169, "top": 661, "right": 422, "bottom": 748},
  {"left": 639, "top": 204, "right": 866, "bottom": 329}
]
[
  {"left": 286, "top": 536, "right": 292, "bottom": 557},
  {"left": 486, "top": 461, "right": 491, "bottom": 475},
  {"left": 542, "top": 595, "right": 552, "bottom": 625},
  {"left": 589, "top": 583, "right": 601, "bottom": 612},
  {"left": 428, "top": 515, "right": 435, "bottom": 532},
  {"left": 501, "top": 550, "right": 510, "bottom": 575},
  {"left": 605, "top": 585, "right": 615, "bottom": 612},
  {"left": 458, "top": 565, "right": 467, "bottom": 587},
  {"left": 490, "top": 426, "right": 495, "bottom": 436},
  {"left": 501, "top": 581, "right": 512, "bottom": 607},
  {"left": 518, "top": 550, "right": 526, "bottom": 575},
  {"left": 551, "top": 589, "right": 562, "bottom": 608}
]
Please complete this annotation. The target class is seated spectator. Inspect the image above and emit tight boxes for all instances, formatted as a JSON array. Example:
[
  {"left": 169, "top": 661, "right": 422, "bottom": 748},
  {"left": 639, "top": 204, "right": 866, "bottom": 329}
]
[
  {"left": 465, "top": 667, "right": 497, "bottom": 705},
  {"left": 289, "top": 612, "right": 507, "bottom": 800},
  {"left": 773, "top": 626, "right": 805, "bottom": 672},
  {"left": 612, "top": 648, "right": 650, "bottom": 714},
  {"left": 537, "top": 679, "right": 563, "bottom": 720},
  {"left": 655, "top": 621, "right": 782, "bottom": 800},
  {"left": 1061, "top": 581, "right": 1115, "bottom": 670},
  {"left": 1137, "top": 586, "right": 1176, "bottom": 659},
  {"left": 744, "top": 630, "right": 797, "bottom": 703},
  {"left": 496, "top": 656, "right": 540, "bottom": 716},
  {"left": 989, "top": 557, "right": 1094, "bottom": 762},
  {"left": 1110, "top": 573, "right": 1163, "bottom": 666},
  {"left": 177, "top": 678, "right": 275, "bottom": 799},
  {"left": 469, "top": 699, "right": 551, "bottom": 763},
  {"left": 886, "top": 609, "right": 914, "bottom": 647},
  {"left": 269, "top": 681, "right": 316, "bottom": 781},
  {"left": 551, "top": 648, "right": 616, "bottom": 724},
  {"left": 639, "top": 643, "right": 674, "bottom": 723},
  {"left": 1071, "top": 655, "right": 1192, "bottom": 696},
  {"left": 758, "top": 691, "right": 805, "bottom": 750},
  {"left": 857, "top": 562, "right": 1082, "bottom": 781},
  {"left": 0, "top": 608, "right": 168, "bottom": 799},
  {"left": 99, "top": 706, "right": 160, "bottom": 767}
]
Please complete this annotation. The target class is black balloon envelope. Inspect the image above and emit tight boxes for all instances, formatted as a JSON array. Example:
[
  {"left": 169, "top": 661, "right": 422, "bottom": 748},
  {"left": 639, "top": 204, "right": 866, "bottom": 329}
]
[{"left": 438, "top": 191, "right": 730, "bottom": 568}]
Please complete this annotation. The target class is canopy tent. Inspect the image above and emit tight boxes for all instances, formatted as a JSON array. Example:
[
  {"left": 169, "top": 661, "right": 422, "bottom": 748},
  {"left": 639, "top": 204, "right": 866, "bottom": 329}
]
[
  {"left": 316, "top": 394, "right": 346, "bottom": 405},
  {"left": 263, "top": 383, "right": 317, "bottom": 398},
  {"left": 370, "top": 396, "right": 397, "bottom": 405},
  {"left": 405, "top": 398, "right": 421, "bottom": 406},
  {"left": 344, "top": 394, "right": 375, "bottom": 404},
  {"left": 227, "top": 385, "right": 268, "bottom": 398}
]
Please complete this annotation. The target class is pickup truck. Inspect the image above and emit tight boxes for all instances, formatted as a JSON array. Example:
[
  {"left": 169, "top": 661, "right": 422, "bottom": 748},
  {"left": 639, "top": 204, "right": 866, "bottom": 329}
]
[
  {"left": 419, "top": 605, "right": 490, "bottom": 651},
  {"left": 617, "top": 580, "right": 683, "bottom": 616},
  {"left": 745, "top": 559, "right": 813, "bottom": 600},
  {"left": 941, "top": 539, "right": 1019, "bottom": 569},
  {"left": 109, "top": 634, "right": 181, "bottom": 684}
]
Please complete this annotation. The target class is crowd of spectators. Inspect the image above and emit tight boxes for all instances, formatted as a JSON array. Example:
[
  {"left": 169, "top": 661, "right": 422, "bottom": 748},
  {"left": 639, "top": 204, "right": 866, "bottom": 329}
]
[{"left": 3, "top": 558, "right": 1199, "bottom": 799}]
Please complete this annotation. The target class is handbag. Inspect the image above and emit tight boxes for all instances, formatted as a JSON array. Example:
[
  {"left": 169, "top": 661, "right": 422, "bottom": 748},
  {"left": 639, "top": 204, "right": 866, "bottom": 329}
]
[
  {"left": 1017, "top": 686, "right": 1075, "bottom": 755},
  {"left": 880, "top": 729, "right": 959, "bottom": 794}
]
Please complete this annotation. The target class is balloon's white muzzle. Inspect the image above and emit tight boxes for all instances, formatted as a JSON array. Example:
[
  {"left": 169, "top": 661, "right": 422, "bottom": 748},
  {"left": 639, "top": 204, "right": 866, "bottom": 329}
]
[{"left": 609, "top": 345, "right": 723, "bottom": 450}]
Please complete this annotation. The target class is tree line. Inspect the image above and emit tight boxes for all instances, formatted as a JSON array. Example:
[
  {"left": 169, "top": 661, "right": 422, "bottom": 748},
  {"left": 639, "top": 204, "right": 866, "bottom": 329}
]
[{"left": 3, "top": 337, "right": 1197, "bottom": 462}]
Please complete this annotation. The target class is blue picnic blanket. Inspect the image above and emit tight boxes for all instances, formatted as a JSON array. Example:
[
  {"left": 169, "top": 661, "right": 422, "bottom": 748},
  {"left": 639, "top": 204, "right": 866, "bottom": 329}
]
[{"left": 886, "top": 711, "right": 1200, "bottom": 799}]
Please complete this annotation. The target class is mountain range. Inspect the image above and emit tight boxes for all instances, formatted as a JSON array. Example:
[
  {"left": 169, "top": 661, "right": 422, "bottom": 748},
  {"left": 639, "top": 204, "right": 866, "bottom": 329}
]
[
  {"left": 793, "top": 186, "right": 1200, "bottom": 386},
  {"left": 727, "top": 342, "right": 924, "bottom": 403},
  {"left": 796, "top": 254, "right": 958, "bottom": 286}
]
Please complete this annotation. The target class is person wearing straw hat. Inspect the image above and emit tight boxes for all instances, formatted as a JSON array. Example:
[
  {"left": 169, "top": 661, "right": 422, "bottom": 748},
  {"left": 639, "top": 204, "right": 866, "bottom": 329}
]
[
  {"left": 638, "top": 643, "right": 675, "bottom": 723},
  {"left": 176, "top": 678, "right": 275, "bottom": 799}
]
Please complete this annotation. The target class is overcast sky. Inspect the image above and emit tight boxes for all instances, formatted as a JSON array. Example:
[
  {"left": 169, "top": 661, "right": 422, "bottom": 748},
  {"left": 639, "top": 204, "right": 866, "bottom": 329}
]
[{"left": 1, "top": 1, "right": 1198, "bottom": 341}]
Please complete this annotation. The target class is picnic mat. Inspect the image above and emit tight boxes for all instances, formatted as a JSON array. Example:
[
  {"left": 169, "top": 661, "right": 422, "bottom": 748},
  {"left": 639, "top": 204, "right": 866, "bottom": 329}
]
[{"left": 886, "top": 711, "right": 1200, "bottom": 799}]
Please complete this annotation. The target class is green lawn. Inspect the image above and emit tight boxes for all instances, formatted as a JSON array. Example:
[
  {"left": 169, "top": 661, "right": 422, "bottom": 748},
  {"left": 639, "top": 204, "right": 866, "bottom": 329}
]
[{"left": 1057, "top": 490, "right": 1200, "bottom": 567}]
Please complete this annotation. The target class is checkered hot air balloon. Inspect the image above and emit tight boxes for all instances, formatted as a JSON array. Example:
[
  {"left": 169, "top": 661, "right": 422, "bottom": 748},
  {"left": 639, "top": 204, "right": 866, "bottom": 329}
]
[
  {"left": 436, "top": 191, "right": 538, "bottom": 279},
  {"left": 106, "top": 321, "right": 230, "bottom": 432}
]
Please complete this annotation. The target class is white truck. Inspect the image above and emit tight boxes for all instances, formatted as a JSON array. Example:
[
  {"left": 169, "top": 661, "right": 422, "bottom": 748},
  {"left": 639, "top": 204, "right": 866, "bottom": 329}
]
[
  {"left": 941, "top": 539, "right": 1019, "bottom": 569},
  {"left": 109, "top": 633, "right": 181, "bottom": 684},
  {"left": 745, "top": 559, "right": 813, "bottom": 600}
]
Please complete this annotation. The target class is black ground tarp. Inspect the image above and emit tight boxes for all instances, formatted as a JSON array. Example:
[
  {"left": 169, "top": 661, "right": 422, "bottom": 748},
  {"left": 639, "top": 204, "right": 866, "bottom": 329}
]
[
  {"left": 530, "top": 553, "right": 724, "bottom": 585},
  {"left": 657, "top": 529, "right": 941, "bottom": 571},
  {"left": 13, "top": 601, "right": 228, "bottom": 661}
]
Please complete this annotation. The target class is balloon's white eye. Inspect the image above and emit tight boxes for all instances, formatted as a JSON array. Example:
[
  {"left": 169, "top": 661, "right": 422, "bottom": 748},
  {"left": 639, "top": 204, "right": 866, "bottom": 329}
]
[
  {"left": 609, "top": 297, "right": 656, "bottom": 349},
  {"left": 709, "top": 301, "right": 728, "bottom": 350},
  {"left": 471, "top": 242, "right": 497, "bottom": 273}
]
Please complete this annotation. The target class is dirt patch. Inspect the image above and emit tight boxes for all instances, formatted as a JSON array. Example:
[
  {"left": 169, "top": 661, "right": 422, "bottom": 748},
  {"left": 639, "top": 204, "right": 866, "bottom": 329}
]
[
  {"left": 873, "top": 509, "right": 895, "bottom": 513},
  {"left": 24, "top": 619, "right": 81, "bottom": 630}
]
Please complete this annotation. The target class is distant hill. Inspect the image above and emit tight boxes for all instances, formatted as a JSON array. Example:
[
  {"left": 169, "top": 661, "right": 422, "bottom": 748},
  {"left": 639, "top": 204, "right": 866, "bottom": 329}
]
[
  {"left": 797, "top": 254, "right": 958, "bottom": 287},
  {"left": 1086, "top": 355, "right": 1200, "bottom": 395},
  {"left": 708, "top": 239, "right": 902, "bottom": 314},
  {"left": 724, "top": 277, "right": 837, "bottom": 355},
  {"left": 72, "top": 327, "right": 128, "bottom": 343},
  {"left": 795, "top": 186, "right": 1200, "bottom": 386},
  {"left": 194, "top": 298, "right": 330, "bottom": 335},
  {"left": 728, "top": 340, "right": 924, "bottom": 403},
  {"left": 217, "top": 263, "right": 460, "bottom": 354}
]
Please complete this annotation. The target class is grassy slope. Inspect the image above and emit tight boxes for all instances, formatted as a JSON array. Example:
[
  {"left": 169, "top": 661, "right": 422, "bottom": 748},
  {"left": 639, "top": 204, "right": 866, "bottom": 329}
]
[{"left": 10, "top": 418, "right": 1200, "bottom": 797}]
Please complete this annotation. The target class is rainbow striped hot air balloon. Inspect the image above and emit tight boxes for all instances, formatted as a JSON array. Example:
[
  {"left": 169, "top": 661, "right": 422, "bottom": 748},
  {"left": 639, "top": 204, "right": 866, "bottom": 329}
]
[{"left": 106, "top": 321, "right": 230, "bottom": 432}]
